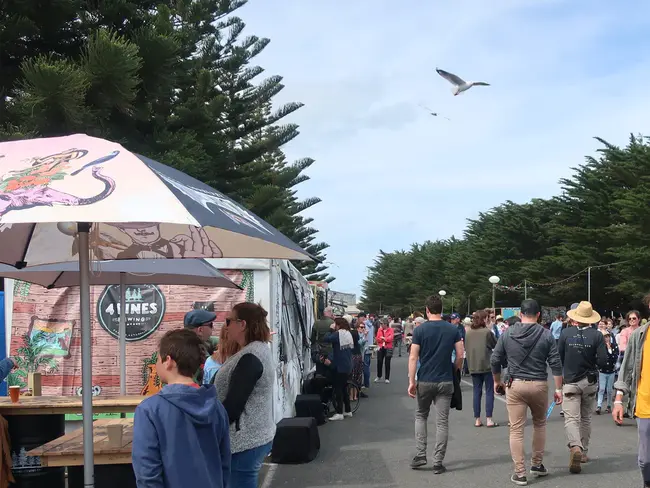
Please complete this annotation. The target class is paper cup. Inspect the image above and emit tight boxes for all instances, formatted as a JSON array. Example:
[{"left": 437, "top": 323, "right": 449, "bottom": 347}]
[{"left": 9, "top": 386, "right": 20, "bottom": 403}]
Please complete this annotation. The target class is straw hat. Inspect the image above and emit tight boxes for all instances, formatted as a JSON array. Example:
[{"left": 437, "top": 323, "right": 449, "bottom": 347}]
[{"left": 567, "top": 301, "right": 601, "bottom": 324}]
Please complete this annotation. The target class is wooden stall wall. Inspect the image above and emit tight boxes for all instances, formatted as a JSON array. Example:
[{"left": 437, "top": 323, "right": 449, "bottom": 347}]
[{"left": 9, "top": 270, "right": 250, "bottom": 397}]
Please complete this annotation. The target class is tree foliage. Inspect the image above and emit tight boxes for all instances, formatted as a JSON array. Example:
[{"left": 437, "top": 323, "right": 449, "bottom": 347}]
[
  {"left": 361, "top": 135, "right": 650, "bottom": 316},
  {"left": 0, "top": 0, "right": 330, "bottom": 281}
]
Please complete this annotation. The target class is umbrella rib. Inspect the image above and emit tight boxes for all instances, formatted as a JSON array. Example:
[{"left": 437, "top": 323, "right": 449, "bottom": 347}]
[
  {"left": 50, "top": 271, "right": 65, "bottom": 289},
  {"left": 16, "top": 224, "right": 36, "bottom": 268}
]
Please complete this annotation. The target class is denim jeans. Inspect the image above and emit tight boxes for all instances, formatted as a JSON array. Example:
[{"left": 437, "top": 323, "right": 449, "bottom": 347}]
[
  {"left": 471, "top": 372, "right": 494, "bottom": 418},
  {"left": 363, "top": 353, "right": 371, "bottom": 388},
  {"left": 598, "top": 372, "right": 615, "bottom": 408},
  {"left": 230, "top": 441, "right": 272, "bottom": 488},
  {"left": 415, "top": 381, "right": 453, "bottom": 464},
  {"left": 637, "top": 418, "right": 650, "bottom": 486},
  {"left": 394, "top": 337, "right": 402, "bottom": 356}
]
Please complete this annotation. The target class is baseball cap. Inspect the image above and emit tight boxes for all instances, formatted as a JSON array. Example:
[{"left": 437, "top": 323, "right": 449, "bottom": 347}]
[
  {"left": 570, "top": 303, "right": 580, "bottom": 310},
  {"left": 184, "top": 309, "right": 216, "bottom": 328},
  {"left": 520, "top": 299, "right": 541, "bottom": 317},
  {"left": 414, "top": 317, "right": 425, "bottom": 324},
  {"left": 450, "top": 313, "right": 460, "bottom": 320}
]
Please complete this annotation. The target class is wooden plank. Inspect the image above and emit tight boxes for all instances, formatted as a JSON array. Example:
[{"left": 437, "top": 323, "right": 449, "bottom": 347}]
[
  {"left": 0, "top": 395, "right": 143, "bottom": 415},
  {"left": 40, "top": 453, "right": 132, "bottom": 467},
  {"left": 29, "top": 419, "right": 134, "bottom": 464}
]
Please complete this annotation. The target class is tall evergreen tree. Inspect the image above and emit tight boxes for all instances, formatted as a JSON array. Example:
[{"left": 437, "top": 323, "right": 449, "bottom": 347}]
[{"left": 0, "top": 0, "right": 332, "bottom": 280}]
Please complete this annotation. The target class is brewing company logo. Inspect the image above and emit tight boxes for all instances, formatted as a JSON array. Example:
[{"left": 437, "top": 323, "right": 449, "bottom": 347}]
[{"left": 97, "top": 284, "right": 166, "bottom": 341}]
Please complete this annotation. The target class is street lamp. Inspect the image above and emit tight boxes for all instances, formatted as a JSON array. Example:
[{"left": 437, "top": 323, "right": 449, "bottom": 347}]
[
  {"left": 439, "top": 290, "right": 446, "bottom": 314},
  {"left": 488, "top": 276, "right": 500, "bottom": 311}
]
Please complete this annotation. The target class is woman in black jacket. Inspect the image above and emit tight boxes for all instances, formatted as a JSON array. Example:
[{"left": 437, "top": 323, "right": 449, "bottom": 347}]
[{"left": 596, "top": 330, "right": 619, "bottom": 414}]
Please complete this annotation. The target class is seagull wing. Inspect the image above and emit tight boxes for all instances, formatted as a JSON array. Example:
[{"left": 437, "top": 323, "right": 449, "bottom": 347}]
[
  {"left": 471, "top": 82, "right": 490, "bottom": 87},
  {"left": 418, "top": 103, "right": 435, "bottom": 114},
  {"left": 436, "top": 68, "right": 466, "bottom": 86}
]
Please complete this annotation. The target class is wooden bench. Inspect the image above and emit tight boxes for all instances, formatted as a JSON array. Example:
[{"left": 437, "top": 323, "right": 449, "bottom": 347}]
[{"left": 27, "top": 418, "right": 133, "bottom": 467}]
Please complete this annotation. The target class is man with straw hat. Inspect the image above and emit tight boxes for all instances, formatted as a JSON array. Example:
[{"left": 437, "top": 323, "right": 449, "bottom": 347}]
[{"left": 559, "top": 301, "right": 609, "bottom": 474}]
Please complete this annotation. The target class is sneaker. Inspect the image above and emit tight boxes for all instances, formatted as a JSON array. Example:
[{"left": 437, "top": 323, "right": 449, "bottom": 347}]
[
  {"left": 343, "top": 412, "right": 353, "bottom": 418},
  {"left": 581, "top": 453, "right": 589, "bottom": 463},
  {"left": 560, "top": 411, "right": 564, "bottom": 417},
  {"left": 385, "top": 379, "right": 390, "bottom": 384},
  {"left": 374, "top": 377, "right": 382, "bottom": 383},
  {"left": 510, "top": 473, "right": 528, "bottom": 486},
  {"left": 410, "top": 455, "right": 427, "bottom": 469},
  {"left": 595, "top": 406, "right": 601, "bottom": 415},
  {"left": 606, "top": 406, "right": 612, "bottom": 414},
  {"left": 530, "top": 464, "right": 548, "bottom": 477},
  {"left": 329, "top": 413, "right": 344, "bottom": 421},
  {"left": 432, "top": 464, "right": 446, "bottom": 474},
  {"left": 359, "top": 391, "right": 368, "bottom": 398},
  {"left": 569, "top": 447, "right": 582, "bottom": 474}
]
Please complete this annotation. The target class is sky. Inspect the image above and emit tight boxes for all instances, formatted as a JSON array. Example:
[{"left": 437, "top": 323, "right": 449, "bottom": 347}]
[{"left": 238, "top": 0, "right": 650, "bottom": 298}]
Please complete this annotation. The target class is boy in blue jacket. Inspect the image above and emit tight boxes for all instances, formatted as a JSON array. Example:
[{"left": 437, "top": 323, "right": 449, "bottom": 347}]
[{"left": 132, "top": 329, "right": 231, "bottom": 488}]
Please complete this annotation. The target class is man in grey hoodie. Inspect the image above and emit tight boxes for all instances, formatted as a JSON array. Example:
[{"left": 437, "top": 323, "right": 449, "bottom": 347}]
[{"left": 491, "top": 299, "right": 563, "bottom": 486}]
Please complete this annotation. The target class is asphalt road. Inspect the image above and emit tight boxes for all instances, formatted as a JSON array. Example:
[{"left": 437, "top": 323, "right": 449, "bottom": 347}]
[{"left": 265, "top": 356, "right": 641, "bottom": 488}]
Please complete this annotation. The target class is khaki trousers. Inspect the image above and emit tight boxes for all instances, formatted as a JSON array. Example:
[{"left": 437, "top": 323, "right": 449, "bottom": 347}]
[
  {"left": 563, "top": 376, "right": 598, "bottom": 453},
  {"left": 506, "top": 380, "right": 548, "bottom": 476}
]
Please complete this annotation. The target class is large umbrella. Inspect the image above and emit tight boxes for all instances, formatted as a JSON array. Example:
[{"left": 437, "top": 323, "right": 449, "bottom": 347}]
[
  {"left": 0, "top": 259, "right": 242, "bottom": 394},
  {"left": 0, "top": 134, "right": 312, "bottom": 487}
]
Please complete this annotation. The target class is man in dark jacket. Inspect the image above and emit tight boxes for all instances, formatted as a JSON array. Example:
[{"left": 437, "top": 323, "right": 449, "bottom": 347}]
[
  {"left": 559, "top": 301, "right": 608, "bottom": 473},
  {"left": 491, "top": 299, "right": 563, "bottom": 486}
]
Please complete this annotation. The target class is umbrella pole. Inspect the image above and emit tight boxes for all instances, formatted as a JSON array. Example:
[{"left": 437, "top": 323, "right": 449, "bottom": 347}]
[
  {"left": 119, "top": 272, "right": 126, "bottom": 396},
  {"left": 78, "top": 223, "right": 95, "bottom": 488}
]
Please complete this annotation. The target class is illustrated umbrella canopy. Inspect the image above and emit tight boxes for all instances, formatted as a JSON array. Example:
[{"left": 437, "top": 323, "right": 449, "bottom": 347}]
[
  {"left": 0, "top": 134, "right": 312, "bottom": 488},
  {"left": 0, "top": 259, "right": 242, "bottom": 394}
]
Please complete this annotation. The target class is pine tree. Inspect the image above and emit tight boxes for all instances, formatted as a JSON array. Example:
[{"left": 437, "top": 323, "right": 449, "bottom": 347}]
[{"left": 0, "top": 0, "right": 332, "bottom": 280}]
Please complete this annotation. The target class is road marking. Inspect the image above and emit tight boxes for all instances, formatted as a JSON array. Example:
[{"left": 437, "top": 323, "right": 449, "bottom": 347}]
[
  {"left": 461, "top": 378, "right": 507, "bottom": 404},
  {"left": 260, "top": 462, "right": 278, "bottom": 488}
]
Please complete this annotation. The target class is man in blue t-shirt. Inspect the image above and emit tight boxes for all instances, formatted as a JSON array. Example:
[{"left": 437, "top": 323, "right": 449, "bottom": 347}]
[{"left": 408, "top": 295, "right": 463, "bottom": 474}]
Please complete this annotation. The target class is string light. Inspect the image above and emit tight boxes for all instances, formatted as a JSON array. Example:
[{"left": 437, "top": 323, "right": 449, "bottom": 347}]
[{"left": 494, "top": 260, "right": 633, "bottom": 291}]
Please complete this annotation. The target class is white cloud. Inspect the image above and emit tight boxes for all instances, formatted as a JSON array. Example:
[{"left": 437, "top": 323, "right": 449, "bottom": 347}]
[{"left": 238, "top": 0, "right": 650, "bottom": 296}]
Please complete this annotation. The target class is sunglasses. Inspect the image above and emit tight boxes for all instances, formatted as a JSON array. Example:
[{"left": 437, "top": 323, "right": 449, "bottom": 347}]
[
  {"left": 630, "top": 317, "right": 639, "bottom": 321},
  {"left": 225, "top": 318, "right": 242, "bottom": 326}
]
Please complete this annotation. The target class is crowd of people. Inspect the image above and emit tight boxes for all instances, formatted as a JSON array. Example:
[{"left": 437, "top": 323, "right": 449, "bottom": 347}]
[
  {"left": 402, "top": 295, "right": 650, "bottom": 487},
  {"left": 122, "top": 294, "right": 649, "bottom": 488},
  {"left": 129, "top": 302, "right": 276, "bottom": 488},
  {"left": 0, "top": 292, "right": 631, "bottom": 488}
]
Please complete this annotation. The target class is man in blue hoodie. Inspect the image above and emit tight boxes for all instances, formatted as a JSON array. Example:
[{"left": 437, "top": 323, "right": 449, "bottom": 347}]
[{"left": 132, "top": 329, "right": 231, "bottom": 488}]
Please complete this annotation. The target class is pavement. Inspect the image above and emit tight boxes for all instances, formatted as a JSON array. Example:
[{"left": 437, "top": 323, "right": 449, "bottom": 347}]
[{"left": 263, "top": 356, "right": 641, "bottom": 488}]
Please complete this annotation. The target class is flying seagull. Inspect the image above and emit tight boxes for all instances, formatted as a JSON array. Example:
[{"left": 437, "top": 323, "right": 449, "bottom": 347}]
[
  {"left": 418, "top": 104, "right": 450, "bottom": 121},
  {"left": 436, "top": 68, "right": 490, "bottom": 96}
]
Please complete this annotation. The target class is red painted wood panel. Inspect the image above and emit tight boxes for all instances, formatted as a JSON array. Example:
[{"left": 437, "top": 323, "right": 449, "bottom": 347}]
[{"left": 10, "top": 271, "right": 247, "bottom": 396}]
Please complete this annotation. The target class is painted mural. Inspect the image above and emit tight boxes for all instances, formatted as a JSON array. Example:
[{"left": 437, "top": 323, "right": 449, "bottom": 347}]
[{"left": 9, "top": 270, "right": 250, "bottom": 396}]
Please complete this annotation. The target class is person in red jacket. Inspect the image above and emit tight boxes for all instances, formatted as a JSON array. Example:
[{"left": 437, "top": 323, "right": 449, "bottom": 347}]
[{"left": 375, "top": 318, "right": 395, "bottom": 383}]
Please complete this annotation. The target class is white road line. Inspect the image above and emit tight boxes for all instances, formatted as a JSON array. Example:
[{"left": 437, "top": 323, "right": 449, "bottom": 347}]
[
  {"left": 260, "top": 462, "right": 278, "bottom": 488},
  {"left": 461, "top": 378, "right": 507, "bottom": 404}
]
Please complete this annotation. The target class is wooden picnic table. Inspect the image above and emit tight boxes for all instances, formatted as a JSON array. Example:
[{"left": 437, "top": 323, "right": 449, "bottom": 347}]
[
  {"left": 27, "top": 418, "right": 134, "bottom": 467},
  {"left": 0, "top": 395, "right": 143, "bottom": 415}
]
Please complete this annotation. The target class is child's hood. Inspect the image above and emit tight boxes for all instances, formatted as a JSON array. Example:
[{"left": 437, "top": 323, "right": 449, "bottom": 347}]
[{"left": 158, "top": 383, "right": 220, "bottom": 425}]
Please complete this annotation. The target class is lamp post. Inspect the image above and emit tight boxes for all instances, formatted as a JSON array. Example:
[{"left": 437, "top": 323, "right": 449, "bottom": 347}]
[
  {"left": 439, "top": 290, "right": 446, "bottom": 314},
  {"left": 488, "top": 276, "right": 500, "bottom": 311}
]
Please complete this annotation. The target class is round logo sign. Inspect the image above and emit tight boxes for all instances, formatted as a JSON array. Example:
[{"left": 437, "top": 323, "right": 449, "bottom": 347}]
[{"left": 97, "top": 284, "right": 166, "bottom": 342}]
